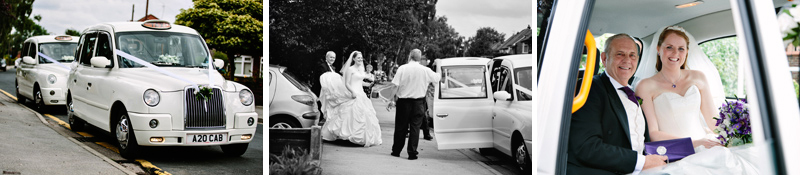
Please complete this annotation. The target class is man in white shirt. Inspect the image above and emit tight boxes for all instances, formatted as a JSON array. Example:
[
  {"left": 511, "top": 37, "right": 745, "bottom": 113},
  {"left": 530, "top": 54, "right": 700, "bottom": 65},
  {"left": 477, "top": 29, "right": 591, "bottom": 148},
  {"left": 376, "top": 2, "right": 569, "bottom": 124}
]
[
  {"left": 387, "top": 49, "right": 439, "bottom": 160},
  {"left": 567, "top": 34, "right": 667, "bottom": 174}
]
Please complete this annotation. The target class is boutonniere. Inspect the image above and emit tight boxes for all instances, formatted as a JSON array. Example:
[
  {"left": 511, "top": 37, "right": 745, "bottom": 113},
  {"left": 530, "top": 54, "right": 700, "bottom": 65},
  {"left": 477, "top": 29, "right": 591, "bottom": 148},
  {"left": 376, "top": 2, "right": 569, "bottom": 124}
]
[
  {"left": 636, "top": 96, "right": 643, "bottom": 106},
  {"left": 195, "top": 85, "right": 214, "bottom": 101}
]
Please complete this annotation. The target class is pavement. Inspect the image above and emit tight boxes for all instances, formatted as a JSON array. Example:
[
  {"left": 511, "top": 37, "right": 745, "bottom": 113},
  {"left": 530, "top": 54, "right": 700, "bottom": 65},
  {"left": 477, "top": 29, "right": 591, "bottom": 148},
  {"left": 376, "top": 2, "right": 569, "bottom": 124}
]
[
  {"left": 0, "top": 88, "right": 134, "bottom": 174},
  {"left": 318, "top": 83, "right": 504, "bottom": 175}
]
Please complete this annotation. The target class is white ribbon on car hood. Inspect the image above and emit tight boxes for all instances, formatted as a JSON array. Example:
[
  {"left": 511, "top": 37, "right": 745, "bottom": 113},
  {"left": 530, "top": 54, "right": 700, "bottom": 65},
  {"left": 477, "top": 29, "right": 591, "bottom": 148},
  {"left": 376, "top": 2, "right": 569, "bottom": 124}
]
[{"left": 37, "top": 52, "right": 70, "bottom": 70}]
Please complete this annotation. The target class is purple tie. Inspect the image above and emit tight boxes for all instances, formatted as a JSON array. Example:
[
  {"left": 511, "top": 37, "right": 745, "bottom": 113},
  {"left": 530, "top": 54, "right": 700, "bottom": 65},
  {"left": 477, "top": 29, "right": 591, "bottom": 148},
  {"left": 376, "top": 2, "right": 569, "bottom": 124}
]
[{"left": 618, "top": 86, "right": 639, "bottom": 106}]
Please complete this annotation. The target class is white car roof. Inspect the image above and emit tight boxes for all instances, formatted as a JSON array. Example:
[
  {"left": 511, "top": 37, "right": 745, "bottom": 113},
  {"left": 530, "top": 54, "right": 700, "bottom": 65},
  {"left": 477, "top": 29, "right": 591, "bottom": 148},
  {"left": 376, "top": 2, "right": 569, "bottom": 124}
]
[
  {"left": 436, "top": 57, "right": 490, "bottom": 66},
  {"left": 494, "top": 54, "right": 532, "bottom": 68},
  {"left": 25, "top": 35, "right": 78, "bottom": 44},
  {"left": 83, "top": 21, "right": 201, "bottom": 35}
]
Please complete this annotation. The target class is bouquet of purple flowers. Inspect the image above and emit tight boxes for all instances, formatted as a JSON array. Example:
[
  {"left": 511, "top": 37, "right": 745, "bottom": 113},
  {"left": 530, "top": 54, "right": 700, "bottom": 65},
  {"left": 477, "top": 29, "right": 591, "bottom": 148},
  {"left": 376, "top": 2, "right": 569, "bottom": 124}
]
[{"left": 713, "top": 97, "right": 752, "bottom": 147}]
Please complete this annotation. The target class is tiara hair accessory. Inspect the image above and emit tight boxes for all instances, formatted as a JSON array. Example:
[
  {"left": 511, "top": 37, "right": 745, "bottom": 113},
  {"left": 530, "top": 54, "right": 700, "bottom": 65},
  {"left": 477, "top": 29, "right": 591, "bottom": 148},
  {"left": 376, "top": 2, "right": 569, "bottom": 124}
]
[{"left": 665, "top": 26, "right": 687, "bottom": 33}]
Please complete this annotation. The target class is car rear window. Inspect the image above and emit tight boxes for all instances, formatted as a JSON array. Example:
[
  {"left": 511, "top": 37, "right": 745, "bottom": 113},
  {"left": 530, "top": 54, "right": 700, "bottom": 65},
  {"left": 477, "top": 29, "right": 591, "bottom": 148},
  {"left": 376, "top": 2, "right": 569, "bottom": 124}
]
[{"left": 282, "top": 70, "right": 310, "bottom": 92}]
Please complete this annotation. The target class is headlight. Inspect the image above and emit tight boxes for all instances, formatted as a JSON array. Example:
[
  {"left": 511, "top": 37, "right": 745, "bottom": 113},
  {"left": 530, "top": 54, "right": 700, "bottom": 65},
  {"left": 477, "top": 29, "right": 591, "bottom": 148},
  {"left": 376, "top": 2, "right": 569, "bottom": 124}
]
[
  {"left": 239, "top": 89, "right": 254, "bottom": 106},
  {"left": 143, "top": 89, "right": 160, "bottom": 107},
  {"left": 47, "top": 74, "right": 57, "bottom": 84}
]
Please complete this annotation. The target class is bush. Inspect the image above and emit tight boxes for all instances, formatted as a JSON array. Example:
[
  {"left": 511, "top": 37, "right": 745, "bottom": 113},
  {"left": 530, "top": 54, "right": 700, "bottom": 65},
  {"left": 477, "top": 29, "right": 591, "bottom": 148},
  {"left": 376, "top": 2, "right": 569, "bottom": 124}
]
[
  {"left": 269, "top": 146, "right": 322, "bottom": 175},
  {"left": 794, "top": 80, "right": 799, "bottom": 99}
]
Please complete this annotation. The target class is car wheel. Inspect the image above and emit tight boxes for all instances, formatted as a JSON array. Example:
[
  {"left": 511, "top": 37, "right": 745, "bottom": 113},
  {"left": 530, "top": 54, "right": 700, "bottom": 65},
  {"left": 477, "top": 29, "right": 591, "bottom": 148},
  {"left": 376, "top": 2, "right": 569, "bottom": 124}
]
[
  {"left": 220, "top": 143, "right": 249, "bottom": 156},
  {"left": 269, "top": 117, "right": 300, "bottom": 128},
  {"left": 34, "top": 87, "right": 46, "bottom": 111},
  {"left": 15, "top": 80, "right": 24, "bottom": 103},
  {"left": 67, "top": 95, "right": 85, "bottom": 131},
  {"left": 116, "top": 112, "right": 139, "bottom": 158},
  {"left": 513, "top": 139, "right": 531, "bottom": 174}
]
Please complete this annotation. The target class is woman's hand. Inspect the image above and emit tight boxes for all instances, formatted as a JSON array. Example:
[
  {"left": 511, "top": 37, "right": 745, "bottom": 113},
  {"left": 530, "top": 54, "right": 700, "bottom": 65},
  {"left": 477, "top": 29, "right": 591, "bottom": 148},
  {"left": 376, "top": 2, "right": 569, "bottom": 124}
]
[{"left": 692, "top": 138, "right": 722, "bottom": 148}]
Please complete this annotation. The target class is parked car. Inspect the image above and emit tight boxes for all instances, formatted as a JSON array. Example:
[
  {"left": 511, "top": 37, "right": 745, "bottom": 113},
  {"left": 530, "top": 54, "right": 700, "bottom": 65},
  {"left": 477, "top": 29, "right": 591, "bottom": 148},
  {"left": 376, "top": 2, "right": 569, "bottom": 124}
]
[
  {"left": 268, "top": 64, "right": 319, "bottom": 128},
  {"left": 15, "top": 35, "right": 78, "bottom": 110},
  {"left": 1, "top": 59, "right": 6, "bottom": 71},
  {"left": 432, "top": 55, "right": 533, "bottom": 173},
  {"left": 538, "top": 0, "right": 800, "bottom": 174},
  {"left": 67, "top": 20, "right": 258, "bottom": 158}
]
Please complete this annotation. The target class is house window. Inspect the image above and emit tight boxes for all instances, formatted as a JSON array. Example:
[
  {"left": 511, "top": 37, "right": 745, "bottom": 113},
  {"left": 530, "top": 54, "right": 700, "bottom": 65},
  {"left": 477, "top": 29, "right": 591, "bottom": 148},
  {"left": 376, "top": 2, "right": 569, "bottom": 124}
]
[{"left": 234, "top": 55, "right": 253, "bottom": 77}]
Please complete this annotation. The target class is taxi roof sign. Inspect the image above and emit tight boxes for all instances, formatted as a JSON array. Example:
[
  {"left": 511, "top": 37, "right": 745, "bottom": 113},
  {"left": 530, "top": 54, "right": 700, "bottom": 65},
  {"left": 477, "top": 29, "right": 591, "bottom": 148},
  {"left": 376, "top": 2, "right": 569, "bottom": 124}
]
[
  {"left": 54, "top": 35, "right": 72, "bottom": 41},
  {"left": 142, "top": 20, "right": 172, "bottom": 30}
]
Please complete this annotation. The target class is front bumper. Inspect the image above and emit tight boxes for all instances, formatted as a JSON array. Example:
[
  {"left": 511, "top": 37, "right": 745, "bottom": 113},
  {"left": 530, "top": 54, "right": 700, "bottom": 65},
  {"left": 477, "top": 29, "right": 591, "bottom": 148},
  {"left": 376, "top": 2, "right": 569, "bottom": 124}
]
[
  {"left": 129, "top": 112, "right": 258, "bottom": 146},
  {"left": 40, "top": 87, "right": 66, "bottom": 105}
]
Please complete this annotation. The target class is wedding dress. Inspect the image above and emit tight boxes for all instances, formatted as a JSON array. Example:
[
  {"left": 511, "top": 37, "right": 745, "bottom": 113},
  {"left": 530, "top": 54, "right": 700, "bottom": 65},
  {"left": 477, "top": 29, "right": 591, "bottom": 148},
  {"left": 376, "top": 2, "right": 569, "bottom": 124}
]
[
  {"left": 641, "top": 85, "right": 759, "bottom": 174},
  {"left": 319, "top": 68, "right": 383, "bottom": 147}
]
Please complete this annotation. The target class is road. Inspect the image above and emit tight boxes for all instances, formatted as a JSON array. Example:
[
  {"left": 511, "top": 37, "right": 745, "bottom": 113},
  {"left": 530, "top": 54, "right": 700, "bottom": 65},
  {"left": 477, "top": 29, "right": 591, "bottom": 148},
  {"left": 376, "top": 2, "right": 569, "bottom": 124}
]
[{"left": 0, "top": 66, "right": 263, "bottom": 175}]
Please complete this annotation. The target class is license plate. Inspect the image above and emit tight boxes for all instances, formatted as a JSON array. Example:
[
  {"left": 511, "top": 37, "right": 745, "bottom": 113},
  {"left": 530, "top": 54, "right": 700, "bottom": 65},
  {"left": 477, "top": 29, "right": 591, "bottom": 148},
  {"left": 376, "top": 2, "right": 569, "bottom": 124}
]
[{"left": 187, "top": 133, "right": 227, "bottom": 144}]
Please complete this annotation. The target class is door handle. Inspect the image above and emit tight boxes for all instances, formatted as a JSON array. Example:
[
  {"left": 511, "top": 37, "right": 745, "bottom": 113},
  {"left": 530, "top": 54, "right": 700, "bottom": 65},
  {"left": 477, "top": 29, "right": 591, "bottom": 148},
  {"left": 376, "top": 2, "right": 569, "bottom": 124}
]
[{"left": 436, "top": 114, "right": 448, "bottom": 118}]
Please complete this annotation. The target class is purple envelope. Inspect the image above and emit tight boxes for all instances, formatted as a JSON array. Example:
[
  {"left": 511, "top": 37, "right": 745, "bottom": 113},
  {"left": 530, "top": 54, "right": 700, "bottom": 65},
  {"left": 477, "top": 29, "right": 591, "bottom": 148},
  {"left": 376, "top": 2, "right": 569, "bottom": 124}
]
[{"left": 644, "top": 137, "right": 695, "bottom": 162}]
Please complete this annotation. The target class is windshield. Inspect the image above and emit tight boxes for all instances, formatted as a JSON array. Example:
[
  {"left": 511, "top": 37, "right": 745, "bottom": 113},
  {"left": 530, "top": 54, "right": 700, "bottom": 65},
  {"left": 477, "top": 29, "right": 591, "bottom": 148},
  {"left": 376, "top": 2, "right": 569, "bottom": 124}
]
[
  {"left": 39, "top": 43, "right": 78, "bottom": 63},
  {"left": 515, "top": 67, "right": 532, "bottom": 101},
  {"left": 116, "top": 32, "right": 210, "bottom": 68}
]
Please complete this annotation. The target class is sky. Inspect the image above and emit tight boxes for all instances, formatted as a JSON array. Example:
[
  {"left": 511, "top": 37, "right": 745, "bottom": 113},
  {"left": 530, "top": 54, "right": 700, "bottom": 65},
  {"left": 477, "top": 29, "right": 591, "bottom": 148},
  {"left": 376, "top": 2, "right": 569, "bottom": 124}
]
[
  {"left": 30, "top": 0, "right": 194, "bottom": 35},
  {"left": 436, "top": 0, "right": 533, "bottom": 39}
]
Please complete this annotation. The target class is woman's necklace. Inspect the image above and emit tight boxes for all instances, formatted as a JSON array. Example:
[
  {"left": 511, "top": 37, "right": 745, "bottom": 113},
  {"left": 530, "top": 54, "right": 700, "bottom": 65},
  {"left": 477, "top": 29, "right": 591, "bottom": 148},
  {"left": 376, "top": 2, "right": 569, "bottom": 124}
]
[{"left": 661, "top": 70, "right": 681, "bottom": 88}]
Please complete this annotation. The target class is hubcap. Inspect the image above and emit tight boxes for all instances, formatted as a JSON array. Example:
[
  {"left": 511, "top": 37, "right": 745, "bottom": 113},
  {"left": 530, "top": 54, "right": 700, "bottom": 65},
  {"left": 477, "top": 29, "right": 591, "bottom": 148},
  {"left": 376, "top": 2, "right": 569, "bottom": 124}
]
[
  {"left": 117, "top": 116, "right": 130, "bottom": 149},
  {"left": 515, "top": 143, "right": 527, "bottom": 168},
  {"left": 271, "top": 122, "right": 292, "bottom": 129}
]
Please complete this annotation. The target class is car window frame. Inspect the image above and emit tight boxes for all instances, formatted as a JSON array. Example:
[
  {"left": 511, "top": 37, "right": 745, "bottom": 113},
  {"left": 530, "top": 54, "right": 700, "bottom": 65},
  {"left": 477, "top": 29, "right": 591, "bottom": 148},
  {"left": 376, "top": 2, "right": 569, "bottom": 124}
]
[
  {"left": 438, "top": 65, "right": 489, "bottom": 99},
  {"left": 78, "top": 32, "right": 99, "bottom": 66}
]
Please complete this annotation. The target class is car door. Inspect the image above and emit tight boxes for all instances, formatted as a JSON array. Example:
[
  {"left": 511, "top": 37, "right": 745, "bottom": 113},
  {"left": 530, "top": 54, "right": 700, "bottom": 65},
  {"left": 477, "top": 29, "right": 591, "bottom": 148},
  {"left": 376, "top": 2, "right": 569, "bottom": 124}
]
[
  {"left": 79, "top": 31, "right": 116, "bottom": 130},
  {"left": 433, "top": 61, "right": 494, "bottom": 150},
  {"left": 71, "top": 32, "right": 105, "bottom": 127},
  {"left": 490, "top": 64, "right": 515, "bottom": 154},
  {"left": 18, "top": 41, "right": 36, "bottom": 99}
]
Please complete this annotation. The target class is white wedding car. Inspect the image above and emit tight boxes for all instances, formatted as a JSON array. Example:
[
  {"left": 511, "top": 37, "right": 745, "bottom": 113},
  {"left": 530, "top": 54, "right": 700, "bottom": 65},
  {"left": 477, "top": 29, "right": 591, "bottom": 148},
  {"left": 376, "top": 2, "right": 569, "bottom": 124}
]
[
  {"left": 538, "top": 0, "right": 800, "bottom": 174},
  {"left": 15, "top": 35, "right": 78, "bottom": 110},
  {"left": 433, "top": 55, "right": 533, "bottom": 173},
  {"left": 67, "top": 20, "right": 258, "bottom": 158}
]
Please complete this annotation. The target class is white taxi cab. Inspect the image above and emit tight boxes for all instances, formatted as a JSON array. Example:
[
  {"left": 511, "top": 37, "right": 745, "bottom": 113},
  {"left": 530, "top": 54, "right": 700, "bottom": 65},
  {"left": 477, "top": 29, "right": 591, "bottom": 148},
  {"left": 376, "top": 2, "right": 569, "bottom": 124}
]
[
  {"left": 67, "top": 20, "right": 257, "bottom": 158},
  {"left": 15, "top": 35, "right": 78, "bottom": 110},
  {"left": 538, "top": 0, "right": 800, "bottom": 174},
  {"left": 432, "top": 55, "right": 533, "bottom": 173}
]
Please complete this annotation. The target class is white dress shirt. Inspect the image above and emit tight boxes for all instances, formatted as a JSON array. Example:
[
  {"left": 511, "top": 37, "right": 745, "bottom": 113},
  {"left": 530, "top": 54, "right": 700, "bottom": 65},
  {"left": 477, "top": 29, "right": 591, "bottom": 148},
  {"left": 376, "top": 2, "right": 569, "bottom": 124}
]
[
  {"left": 607, "top": 74, "right": 647, "bottom": 175},
  {"left": 391, "top": 60, "right": 439, "bottom": 99}
]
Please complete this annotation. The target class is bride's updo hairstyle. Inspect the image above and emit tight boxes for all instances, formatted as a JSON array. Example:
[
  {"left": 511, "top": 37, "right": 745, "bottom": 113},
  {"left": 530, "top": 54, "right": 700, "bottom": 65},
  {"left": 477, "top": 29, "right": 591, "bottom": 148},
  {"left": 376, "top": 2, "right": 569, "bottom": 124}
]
[{"left": 655, "top": 26, "right": 691, "bottom": 71}]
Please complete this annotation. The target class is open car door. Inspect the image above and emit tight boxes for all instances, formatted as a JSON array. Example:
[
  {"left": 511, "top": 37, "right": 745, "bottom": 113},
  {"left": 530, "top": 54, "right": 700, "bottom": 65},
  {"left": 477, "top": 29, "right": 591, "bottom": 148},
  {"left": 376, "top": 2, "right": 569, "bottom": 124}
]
[{"left": 433, "top": 57, "right": 495, "bottom": 150}]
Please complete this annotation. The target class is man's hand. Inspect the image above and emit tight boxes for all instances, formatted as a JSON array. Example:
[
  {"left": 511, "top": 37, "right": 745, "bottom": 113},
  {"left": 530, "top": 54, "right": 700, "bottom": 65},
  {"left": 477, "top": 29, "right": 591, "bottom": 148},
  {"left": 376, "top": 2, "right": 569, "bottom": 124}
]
[
  {"left": 387, "top": 101, "right": 396, "bottom": 111},
  {"left": 643, "top": 155, "right": 668, "bottom": 170}
]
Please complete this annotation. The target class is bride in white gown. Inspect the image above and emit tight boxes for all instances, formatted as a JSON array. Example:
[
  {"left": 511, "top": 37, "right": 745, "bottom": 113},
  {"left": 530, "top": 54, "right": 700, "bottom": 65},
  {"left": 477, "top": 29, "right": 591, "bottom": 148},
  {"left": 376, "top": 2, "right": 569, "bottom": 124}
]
[
  {"left": 634, "top": 26, "right": 758, "bottom": 174},
  {"left": 319, "top": 51, "right": 382, "bottom": 147}
]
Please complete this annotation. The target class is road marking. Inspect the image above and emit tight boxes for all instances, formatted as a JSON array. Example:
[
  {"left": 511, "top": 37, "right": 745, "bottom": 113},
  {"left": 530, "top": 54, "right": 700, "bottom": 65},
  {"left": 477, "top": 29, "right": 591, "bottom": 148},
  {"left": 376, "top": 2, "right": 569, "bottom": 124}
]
[
  {"left": 0, "top": 88, "right": 17, "bottom": 101},
  {"left": 44, "top": 114, "right": 71, "bottom": 130},
  {"left": 76, "top": 132, "right": 94, "bottom": 137},
  {"left": 136, "top": 159, "right": 172, "bottom": 175},
  {"left": 94, "top": 142, "right": 120, "bottom": 154}
]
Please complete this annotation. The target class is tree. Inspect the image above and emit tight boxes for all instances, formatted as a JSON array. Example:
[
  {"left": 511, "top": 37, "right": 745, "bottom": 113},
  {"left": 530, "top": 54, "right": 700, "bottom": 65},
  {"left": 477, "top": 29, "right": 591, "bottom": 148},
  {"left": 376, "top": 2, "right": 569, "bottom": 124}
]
[
  {"left": 8, "top": 14, "right": 50, "bottom": 56},
  {"left": 175, "top": 0, "right": 263, "bottom": 81},
  {"left": 466, "top": 27, "right": 505, "bottom": 57},
  {"left": 0, "top": 0, "right": 35, "bottom": 58},
  {"left": 420, "top": 16, "right": 463, "bottom": 61},
  {"left": 65, "top": 28, "right": 80, "bottom": 36}
]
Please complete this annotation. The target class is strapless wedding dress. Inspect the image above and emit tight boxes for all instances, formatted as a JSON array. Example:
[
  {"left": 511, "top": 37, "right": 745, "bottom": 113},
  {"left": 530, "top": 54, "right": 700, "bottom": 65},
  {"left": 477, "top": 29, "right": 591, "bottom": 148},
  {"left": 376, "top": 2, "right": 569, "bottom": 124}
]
[{"left": 642, "top": 85, "right": 758, "bottom": 174}]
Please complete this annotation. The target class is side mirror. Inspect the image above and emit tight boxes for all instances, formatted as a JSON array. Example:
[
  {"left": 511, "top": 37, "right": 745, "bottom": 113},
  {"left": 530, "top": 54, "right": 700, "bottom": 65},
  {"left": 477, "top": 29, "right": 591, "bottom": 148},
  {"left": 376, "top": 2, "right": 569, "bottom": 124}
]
[
  {"left": 90, "top": 56, "right": 111, "bottom": 68},
  {"left": 493, "top": 91, "right": 512, "bottom": 101},
  {"left": 214, "top": 59, "right": 224, "bottom": 69},
  {"left": 22, "top": 56, "right": 37, "bottom": 65}
]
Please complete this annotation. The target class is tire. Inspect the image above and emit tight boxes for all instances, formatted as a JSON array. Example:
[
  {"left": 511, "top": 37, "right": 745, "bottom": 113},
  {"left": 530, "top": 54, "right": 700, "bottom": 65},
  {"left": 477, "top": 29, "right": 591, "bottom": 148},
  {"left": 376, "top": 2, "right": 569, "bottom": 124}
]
[
  {"left": 269, "top": 117, "right": 300, "bottom": 128},
  {"left": 15, "top": 80, "right": 24, "bottom": 103},
  {"left": 513, "top": 139, "right": 532, "bottom": 174},
  {"left": 34, "top": 87, "right": 47, "bottom": 111},
  {"left": 67, "top": 94, "right": 85, "bottom": 131},
  {"left": 220, "top": 143, "right": 249, "bottom": 156},
  {"left": 116, "top": 112, "right": 139, "bottom": 158}
]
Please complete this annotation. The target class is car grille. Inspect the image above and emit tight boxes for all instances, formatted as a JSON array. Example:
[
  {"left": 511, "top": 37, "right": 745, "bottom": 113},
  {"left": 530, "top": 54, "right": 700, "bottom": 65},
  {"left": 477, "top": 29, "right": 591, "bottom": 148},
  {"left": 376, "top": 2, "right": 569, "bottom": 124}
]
[{"left": 185, "top": 87, "right": 225, "bottom": 129}]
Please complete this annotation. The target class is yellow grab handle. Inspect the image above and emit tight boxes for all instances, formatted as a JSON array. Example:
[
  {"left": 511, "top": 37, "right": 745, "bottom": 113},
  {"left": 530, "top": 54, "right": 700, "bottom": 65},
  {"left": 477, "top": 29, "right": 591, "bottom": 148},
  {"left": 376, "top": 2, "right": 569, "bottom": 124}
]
[{"left": 572, "top": 30, "right": 596, "bottom": 113}]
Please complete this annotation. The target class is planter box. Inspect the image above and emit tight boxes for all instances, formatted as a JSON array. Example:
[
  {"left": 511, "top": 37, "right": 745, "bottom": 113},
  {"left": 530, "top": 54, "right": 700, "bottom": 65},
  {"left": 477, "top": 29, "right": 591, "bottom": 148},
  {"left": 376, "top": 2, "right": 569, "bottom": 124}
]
[{"left": 269, "top": 126, "right": 322, "bottom": 161}]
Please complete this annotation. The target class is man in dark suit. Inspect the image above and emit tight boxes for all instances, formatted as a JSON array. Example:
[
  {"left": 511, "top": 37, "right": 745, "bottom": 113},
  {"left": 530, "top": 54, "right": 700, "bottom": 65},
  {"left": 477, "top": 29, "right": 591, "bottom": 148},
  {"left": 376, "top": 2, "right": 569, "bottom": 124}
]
[
  {"left": 312, "top": 51, "right": 338, "bottom": 123},
  {"left": 568, "top": 34, "right": 667, "bottom": 174}
]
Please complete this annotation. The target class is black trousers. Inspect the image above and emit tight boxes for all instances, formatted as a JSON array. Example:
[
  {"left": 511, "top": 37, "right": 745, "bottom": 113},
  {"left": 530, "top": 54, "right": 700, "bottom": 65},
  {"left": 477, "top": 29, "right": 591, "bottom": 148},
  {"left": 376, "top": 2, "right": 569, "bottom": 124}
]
[{"left": 392, "top": 98, "right": 425, "bottom": 156}]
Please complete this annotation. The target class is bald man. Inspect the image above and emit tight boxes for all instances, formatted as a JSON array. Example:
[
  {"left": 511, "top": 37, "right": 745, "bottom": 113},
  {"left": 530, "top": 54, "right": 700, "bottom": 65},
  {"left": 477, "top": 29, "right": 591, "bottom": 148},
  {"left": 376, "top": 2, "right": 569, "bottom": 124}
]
[{"left": 388, "top": 49, "right": 440, "bottom": 160}]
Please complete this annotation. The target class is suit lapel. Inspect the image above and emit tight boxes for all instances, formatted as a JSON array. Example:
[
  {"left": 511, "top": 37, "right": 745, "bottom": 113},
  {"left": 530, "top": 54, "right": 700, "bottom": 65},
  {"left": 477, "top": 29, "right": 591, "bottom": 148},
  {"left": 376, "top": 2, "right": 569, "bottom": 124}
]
[{"left": 600, "top": 73, "right": 631, "bottom": 143}]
